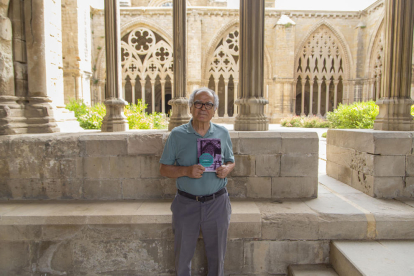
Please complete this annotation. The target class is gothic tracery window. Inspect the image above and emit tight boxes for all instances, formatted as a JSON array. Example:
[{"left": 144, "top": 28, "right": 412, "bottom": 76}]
[
  {"left": 295, "top": 25, "right": 345, "bottom": 116},
  {"left": 121, "top": 27, "right": 173, "bottom": 114},
  {"left": 370, "top": 26, "right": 384, "bottom": 101},
  {"left": 208, "top": 29, "right": 240, "bottom": 117}
]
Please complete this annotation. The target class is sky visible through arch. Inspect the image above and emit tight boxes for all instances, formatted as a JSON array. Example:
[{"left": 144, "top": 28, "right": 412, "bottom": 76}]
[{"left": 91, "top": 0, "right": 379, "bottom": 11}]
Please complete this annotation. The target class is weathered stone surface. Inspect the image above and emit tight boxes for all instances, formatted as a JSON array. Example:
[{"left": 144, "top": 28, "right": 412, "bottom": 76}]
[
  {"left": 0, "top": 16, "right": 12, "bottom": 41},
  {"left": 123, "top": 179, "right": 164, "bottom": 199},
  {"left": 0, "top": 225, "right": 41, "bottom": 241},
  {"left": 226, "top": 177, "right": 248, "bottom": 198},
  {"left": 83, "top": 179, "right": 122, "bottom": 200},
  {"left": 141, "top": 155, "right": 161, "bottom": 178},
  {"left": 281, "top": 132, "right": 318, "bottom": 154},
  {"left": 406, "top": 155, "right": 414, "bottom": 176},
  {"left": 243, "top": 240, "right": 329, "bottom": 274},
  {"left": 42, "top": 225, "right": 83, "bottom": 241},
  {"left": 256, "top": 154, "right": 280, "bottom": 177},
  {"left": 366, "top": 155, "right": 405, "bottom": 177},
  {"left": 80, "top": 135, "right": 128, "bottom": 156},
  {"left": 326, "top": 144, "right": 355, "bottom": 168},
  {"left": 246, "top": 177, "right": 271, "bottom": 198},
  {"left": 272, "top": 177, "right": 317, "bottom": 198},
  {"left": 238, "top": 132, "right": 281, "bottom": 154},
  {"left": 373, "top": 177, "right": 405, "bottom": 198},
  {"left": 351, "top": 170, "right": 374, "bottom": 196},
  {"left": 127, "top": 133, "right": 166, "bottom": 155},
  {"left": 0, "top": 241, "right": 31, "bottom": 276},
  {"left": 224, "top": 239, "right": 244, "bottom": 274},
  {"left": 110, "top": 156, "right": 141, "bottom": 178},
  {"left": 404, "top": 177, "right": 414, "bottom": 197},
  {"left": 281, "top": 154, "right": 318, "bottom": 177},
  {"left": 231, "top": 155, "right": 255, "bottom": 177}
]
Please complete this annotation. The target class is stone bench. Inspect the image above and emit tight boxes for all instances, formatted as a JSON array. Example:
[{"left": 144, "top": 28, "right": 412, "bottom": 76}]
[
  {"left": 2, "top": 176, "right": 414, "bottom": 275},
  {"left": 0, "top": 130, "right": 319, "bottom": 201}
]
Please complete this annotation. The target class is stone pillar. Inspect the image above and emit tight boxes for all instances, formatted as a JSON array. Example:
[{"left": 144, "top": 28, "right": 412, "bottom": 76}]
[
  {"left": 234, "top": 79, "right": 238, "bottom": 116},
  {"left": 317, "top": 80, "right": 322, "bottom": 117},
  {"left": 309, "top": 79, "right": 314, "bottom": 116},
  {"left": 301, "top": 81, "right": 305, "bottom": 116},
  {"left": 131, "top": 79, "right": 136, "bottom": 105},
  {"left": 151, "top": 79, "right": 155, "bottom": 113},
  {"left": 376, "top": 77, "right": 381, "bottom": 101},
  {"left": 23, "top": 0, "right": 61, "bottom": 133},
  {"left": 224, "top": 78, "right": 229, "bottom": 117},
  {"left": 214, "top": 80, "right": 219, "bottom": 118},
  {"left": 100, "top": 81, "right": 105, "bottom": 103},
  {"left": 122, "top": 80, "right": 126, "bottom": 100},
  {"left": 325, "top": 81, "right": 330, "bottom": 115},
  {"left": 334, "top": 80, "right": 339, "bottom": 109},
  {"left": 374, "top": 0, "right": 414, "bottom": 131},
  {"left": 161, "top": 80, "right": 166, "bottom": 114},
  {"left": 168, "top": 0, "right": 190, "bottom": 131},
  {"left": 140, "top": 79, "right": 146, "bottom": 113},
  {"left": 234, "top": 0, "right": 268, "bottom": 131},
  {"left": 101, "top": 0, "right": 128, "bottom": 132},
  {"left": 292, "top": 80, "right": 297, "bottom": 114}
]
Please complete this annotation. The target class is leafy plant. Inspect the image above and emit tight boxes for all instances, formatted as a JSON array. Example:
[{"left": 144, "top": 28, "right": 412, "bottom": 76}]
[
  {"left": 66, "top": 99, "right": 168, "bottom": 130},
  {"left": 281, "top": 115, "right": 330, "bottom": 128},
  {"left": 326, "top": 100, "right": 379, "bottom": 129}
]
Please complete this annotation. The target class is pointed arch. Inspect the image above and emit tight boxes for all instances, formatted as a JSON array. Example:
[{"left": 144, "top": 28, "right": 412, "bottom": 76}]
[
  {"left": 294, "top": 20, "right": 353, "bottom": 80},
  {"left": 365, "top": 15, "right": 385, "bottom": 77}
]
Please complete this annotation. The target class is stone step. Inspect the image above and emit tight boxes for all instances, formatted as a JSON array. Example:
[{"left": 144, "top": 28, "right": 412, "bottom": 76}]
[
  {"left": 330, "top": 241, "right": 414, "bottom": 276},
  {"left": 288, "top": 264, "right": 338, "bottom": 276}
]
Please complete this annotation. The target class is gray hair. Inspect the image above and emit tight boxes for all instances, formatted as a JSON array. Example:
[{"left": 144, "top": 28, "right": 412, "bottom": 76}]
[{"left": 188, "top": 87, "right": 219, "bottom": 111}]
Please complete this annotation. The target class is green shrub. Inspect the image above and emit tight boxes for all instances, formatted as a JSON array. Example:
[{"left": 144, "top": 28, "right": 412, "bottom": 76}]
[
  {"left": 326, "top": 100, "right": 379, "bottom": 129},
  {"left": 322, "top": 132, "right": 327, "bottom": 138},
  {"left": 281, "top": 115, "right": 330, "bottom": 128},
  {"left": 66, "top": 99, "right": 168, "bottom": 130}
]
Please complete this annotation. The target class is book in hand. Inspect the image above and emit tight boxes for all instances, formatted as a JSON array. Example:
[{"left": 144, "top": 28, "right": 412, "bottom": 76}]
[{"left": 197, "top": 138, "right": 222, "bottom": 172}]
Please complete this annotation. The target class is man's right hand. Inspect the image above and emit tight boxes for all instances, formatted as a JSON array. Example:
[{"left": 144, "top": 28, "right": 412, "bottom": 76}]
[{"left": 187, "top": 164, "right": 205, "bottom": 178}]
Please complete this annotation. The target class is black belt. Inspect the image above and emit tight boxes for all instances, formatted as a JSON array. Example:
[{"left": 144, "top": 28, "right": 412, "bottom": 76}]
[{"left": 178, "top": 188, "right": 227, "bottom": 203}]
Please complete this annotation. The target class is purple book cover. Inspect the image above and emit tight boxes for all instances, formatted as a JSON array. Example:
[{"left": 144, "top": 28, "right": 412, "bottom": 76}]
[{"left": 197, "top": 138, "right": 222, "bottom": 172}]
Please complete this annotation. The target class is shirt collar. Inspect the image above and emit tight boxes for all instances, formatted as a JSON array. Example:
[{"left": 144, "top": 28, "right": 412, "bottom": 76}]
[{"left": 186, "top": 119, "right": 215, "bottom": 136}]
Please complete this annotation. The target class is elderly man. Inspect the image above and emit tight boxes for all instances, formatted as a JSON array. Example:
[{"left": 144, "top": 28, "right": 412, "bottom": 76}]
[{"left": 160, "top": 87, "right": 235, "bottom": 276}]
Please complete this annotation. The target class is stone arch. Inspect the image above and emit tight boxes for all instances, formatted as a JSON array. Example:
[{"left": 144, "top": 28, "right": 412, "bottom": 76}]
[
  {"left": 294, "top": 20, "right": 353, "bottom": 80},
  {"left": 202, "top": 19, "right": 272, "bottom": 82},
  {"left": 95, "top": 19, "right": 173, "bottom": 84},
  {"left": 365, "top": 16, "right": 384, "bottom": 78}
]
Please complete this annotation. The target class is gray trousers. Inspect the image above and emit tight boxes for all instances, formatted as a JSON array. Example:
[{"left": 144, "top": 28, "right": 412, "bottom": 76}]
[{"left": 171, "top": 191, "right": 231, "bottom": 276}]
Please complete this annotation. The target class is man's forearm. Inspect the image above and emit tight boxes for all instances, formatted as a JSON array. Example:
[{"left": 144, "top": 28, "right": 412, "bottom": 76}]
[{"left": 159, "top": 164, "right": 189, "bottom": 178}]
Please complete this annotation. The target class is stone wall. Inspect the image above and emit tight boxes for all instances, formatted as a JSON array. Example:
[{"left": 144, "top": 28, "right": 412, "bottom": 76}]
[
  {"left": 0, "top": 130, "right": 318, "bottom": 200},
  {"left": 326, "top": 129, "right": 414, "bottom": 198}
]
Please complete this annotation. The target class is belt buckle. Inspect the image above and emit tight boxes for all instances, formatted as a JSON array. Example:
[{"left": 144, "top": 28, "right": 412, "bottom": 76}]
[{"left": 196, "top": 196, "right": 205, "bottom": 203}]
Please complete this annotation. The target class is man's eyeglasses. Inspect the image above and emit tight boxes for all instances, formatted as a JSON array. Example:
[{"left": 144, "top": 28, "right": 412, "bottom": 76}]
[{"left": 193, "top": 101, "right": 214, "bottom": 110}]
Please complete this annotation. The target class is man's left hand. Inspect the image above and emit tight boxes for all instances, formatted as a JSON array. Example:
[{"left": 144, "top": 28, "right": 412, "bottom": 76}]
[{"left": 216, "top": 165, "right": 232, "bottom": 179}]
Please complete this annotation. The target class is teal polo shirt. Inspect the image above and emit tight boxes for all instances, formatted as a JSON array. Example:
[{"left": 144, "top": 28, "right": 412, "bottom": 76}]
[{"left": 160, "top": 119, "right": 235, "bottom": 196}]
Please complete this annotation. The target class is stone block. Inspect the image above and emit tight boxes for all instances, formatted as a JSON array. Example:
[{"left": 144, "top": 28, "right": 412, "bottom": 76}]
[
  {"left": 109, "top": 156, "right": 141, "bottom": 178},
  {"left": 141, "top": 155, "right": 161, "bottom": 178},
  {"left": 281, "top": 132, "right": 318, "bottom": 154},
  {"left": 40, "top": 158, "right": 60, "bottom": 178},
  {"left": 161, "top": 177, "right": 177, "bottom": 199},
  {"left": 246, "top": 177, "right": 271, "bottom": 198},
  {"left": 281, "top": 154, "right": 318, "bottom": 177},
  {"left": 326, "top": 160, "right": 338, "bottom": 179},
  {"left": 226, "top": 177, "right": 247, "bottom": 198},
  {"left": 59, "top": 159, "right": 78, "bottom": 179},
  {"left": 7, "top": 178, "right": 48, "bottom": 199},
  {"left": 41, "top": 225, "right": 83, "bottom": 241},
  {"left": 0, "top": 159, "right": 9, "bottom": 178},
  {"left": 224, "top": 239, "right": 244, "bottom": 274},
  {"left": 230, "top": 155, "right": 255, "bottom": 177},
  {"left": 317, "top": 214, "right": 368, "bottom": 240},
  {"left": 272, "top": 177, "right": 317, "bottom": 198},
  {"left": 80, "top": 135, "right": 128, "bottom": 157},
  {"left": 403, "top": 177, "right": 414, "bottom": 198},
  {"left": 337, "top": 163, "right": 352, "bottom": 185},
  {"left": 256, "top": 154, "right": 280, "bottom": 177},
  {"left": 0, "top": 179, "right": 11, "bottom": 198},
  {"left": 9, "top": 138, "right": 46, "bottom": 160},
  {"left": 122, "top": 179, "right": 164, "bottom": 199},
  {"left": 374, "top": 132, "right": 412, "bottom": 155},
  {"left": 8, "top": 157, "right": 41, "bottom": 179},
  {"left": 83, "top": 157, "right": 110, "bottom": 179},
  {"left": 0, "top": 225, "right": 41, "bottom": 241},
  {"left": 83, "top": 179, "right": 122, "bottom": 200},
  {"left": 127, "top": 133, "right": 166, "bottom": 155},
  {"left": 238, "top": 132, "right": 281, "bottom": 154},
  {"left": 406, "top": 155, "right": 414, "bottom": 176},
  {"left": 46, "top": 136, "right": 80, "bottom": 157},
  {"left": 243, "top": 240, "right": 329, "bottom": 274},
  {"left": 366, "top": 155, "right": 405, "bottom": 177},
  {"left": 375, "top": 217, "right": 414, "bottom": 239},
  {"left": 262, "top": 213, "right": 319, "bottom": 240},
  {"left": 373, "top": 177, "right": 405, "bottom": 198},
  {"left": 229, "top": 132, "right": 240, "bottom": 154},
  {"left": 351, "top": 170, "right": 374, "bottom": 196},
  {"left": 0, "top": 241, "right": 31, "bottom": 275},
  {"left": 327, "top": 144, "right": 355, "bottom": 168},
  {"left": 0, "top": 139, "right": 10, "bottom": 158}
]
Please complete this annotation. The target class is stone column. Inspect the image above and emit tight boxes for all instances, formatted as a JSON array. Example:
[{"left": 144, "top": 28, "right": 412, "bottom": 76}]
[
  {"left": 101, "top": 0, "right": 128, "bottom": 132},
  {"left": 301, "top": 81, "right": 305, "bottom": 116},
  {"left": 100, "top": 81, "right": 105, "bottom": 103},
  {"left": 131, "top": 79, "right": 136, "bottom": 105},
  {"left": 370, "top": 79, "right": 375, "bottom": 100},
  {"left": 325, "top": 80, "right": 330, "bottom": 115},
  {"left": 376, "top": 77, "right": 381, "bottom": 100},
  {"left": 234, "top": 0, "right": 268, "bottom": 131},
  {"left": 292, "top": 80, "right": 297, "bottom": 114},
  {"left": 234, "top": 79, "right": 238, "bottom": 116},
  {"left": 214, "top": 80, "right": 219, "bottom": 118},
  {"left": 122, "top": 80, "right": 126, "bottom": 100},
  {"left": 317, "top": 80, "right": 323, "bottom": 117},
  {"left": 168, "top": 0, "right": 190, "bottom": 131},
  {"left": 374, "top": 0, "right": 414, "bottom": 130},
  {"left": 224, "top": 78, "right": 229, "bottom": 117},
  {"left": 140, "top": 79, "right": 146, "bottom": 113},
  {"left": 334, "top": 80, "right": 339, "bottom": 109},
  {"left": 161, "top": 80, "right": 166, "bottom": 114},
  {"left": 151, "top": 79, "right": 155, "bottom": 113},
  {"left": 23, "top": 0, "right": 61, "bottom": 133},
  {"left": 309, "top": 79, "right": 314, "bottom": 116}
]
